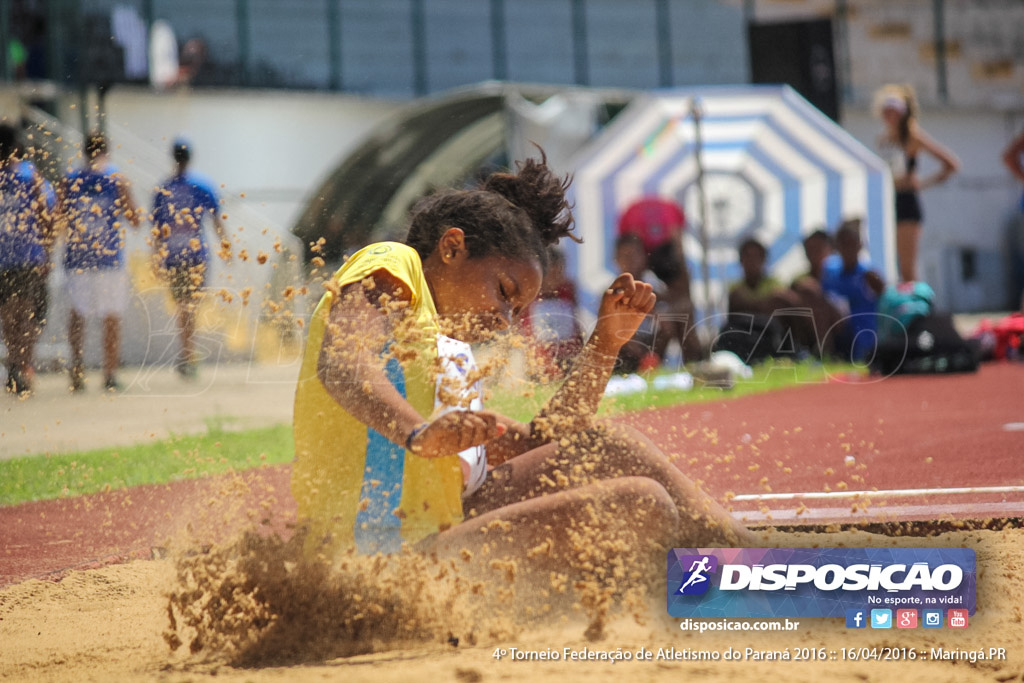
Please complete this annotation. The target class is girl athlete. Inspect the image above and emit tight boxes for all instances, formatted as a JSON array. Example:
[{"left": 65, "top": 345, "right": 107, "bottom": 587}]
[
  {"left": 874, "top": 84, "right": 959, "bottom": 283},
  {"left": 291, "top": 154, "right": 754, "bottom": 575}
]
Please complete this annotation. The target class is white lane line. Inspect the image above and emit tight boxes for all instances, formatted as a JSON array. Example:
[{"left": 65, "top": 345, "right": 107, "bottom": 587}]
[
  {"left": 734, "top": 501, "right": 1024, "bottom": 523},
  {"left": 731, "top": 485, "right": 1024, "bottom": 502}
]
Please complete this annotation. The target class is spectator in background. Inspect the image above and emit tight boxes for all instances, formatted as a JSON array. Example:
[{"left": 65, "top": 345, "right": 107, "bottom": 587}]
[
  {"left": 520, "top": 245, "right": 583, "bottom": 381},
  {"left": 717, "top": 236, "right": 819, "bottom": 363},
  {"left": 727, "top": 237, "right": 795, "bottom": 318},
  {"left": 1001, "top": 129, "right": 1024, "bottom": 312},
  {"left": 791, "top": 229, "right": 843, "bottom": 358},
  {"left": 616, "top": 196, "right": 702, "bottom": 365},
  {"left": 612, "top": 232, "right": 667, "bottom": 374},
  {"left": 874, "top": 83, "right": 960, "bottom": 283},
  {"left": 1002, "top": 129, "right": 1024, "bottom": 194},
  {"left": 0, "top": 125, "right": 56, "bottom": 396},
  {"left": 177, "top": 38, "right": 209, "bottom": 86},
  {"left": 60, "top": 132, "right": 142, "bottom": 392},
  {"left": 151, "top": 138, "right": 229, "bottom": 379},
  {"left": 822, "top": 219, "right": 886, "bottom": 363}
]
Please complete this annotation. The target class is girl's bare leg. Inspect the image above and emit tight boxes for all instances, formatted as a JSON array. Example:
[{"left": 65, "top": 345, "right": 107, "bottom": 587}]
[
  {"left": 896, "top": 221, "right": 921, "bottom": 283},
  {"left": 427, "top": 476, "right": 679, "bottom": 581},
  {"left": 464, "top": 422, "right": 757, "bottom": 547},
  {"left": 68, "top": 309, "right": 85, "bottom": 390},
  {"left": 102, "top": 314, "right": 121, "bottom": 385}
]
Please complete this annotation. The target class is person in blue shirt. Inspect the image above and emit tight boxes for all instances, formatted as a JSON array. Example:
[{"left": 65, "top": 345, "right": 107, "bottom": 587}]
[
  {"left": 1001, "top": 129, "right": 1024, "bottom": 312},
  {"left": 822, "top": 218, "right": 886, "bottom": 363},
  {"left": 0, "top": 125, "right": 56, "bottom": 396},
  {"left": 61, "top": 132, "right": 142, "bottom": 392},
  {"left": 151, "top": 138, "right": 228, "bottom": 379}
]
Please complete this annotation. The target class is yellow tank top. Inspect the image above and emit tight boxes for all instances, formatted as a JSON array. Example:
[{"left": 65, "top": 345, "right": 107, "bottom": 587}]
[{"left": 291, "top": 242, "right": 465, "bottom": 556}]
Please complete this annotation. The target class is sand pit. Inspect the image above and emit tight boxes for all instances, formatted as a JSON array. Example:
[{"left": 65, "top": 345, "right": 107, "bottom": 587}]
[
  {"left": 3, "top": 364, "right": 1022, "bottom": 681},
  {"left": 1, "top": 525, "right": 1021, "bottom": 682}
]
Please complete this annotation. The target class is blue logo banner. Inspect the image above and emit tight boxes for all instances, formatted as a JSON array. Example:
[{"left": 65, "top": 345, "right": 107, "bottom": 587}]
[{"left": 667, "top": 548, "right": 976, "bottom": 618}]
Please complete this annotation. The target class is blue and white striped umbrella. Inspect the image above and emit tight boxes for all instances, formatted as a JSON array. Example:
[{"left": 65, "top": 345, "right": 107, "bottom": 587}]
[{"left": 564, "top": 84, "right": 895, "bottom": 318}]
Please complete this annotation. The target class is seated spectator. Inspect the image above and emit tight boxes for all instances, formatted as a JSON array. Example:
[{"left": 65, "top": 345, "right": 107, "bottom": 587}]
[
  {"left": 728, "top": 237, "right": 795, "bottom": 316},
  {"left": 520, "top": 246, "right": 583, "bottom": 381},
  {"left": 617, "top": 196, "right": 703, "bottom": 365},
  {"left": 715, "top": 237, "right": 816, "bottom": 364},
  {"left": 790, "top": 229, "right": 844, "bottom": 357},
  {"left": 821, "top": 219, "right": 886, "bottom": 363},
  {"left": 612, "top": 233, "right": 667, "bottom": 374}
]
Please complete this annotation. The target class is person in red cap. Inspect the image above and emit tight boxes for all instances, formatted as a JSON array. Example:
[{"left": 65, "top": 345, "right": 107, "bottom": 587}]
[{"left": 616, "top": 196, "right": 703, "bottom": 366}]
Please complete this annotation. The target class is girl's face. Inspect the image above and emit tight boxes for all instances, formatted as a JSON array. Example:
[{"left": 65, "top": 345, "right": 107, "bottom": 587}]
[
  {"left": 881, "top": 105, "right": 903, "bottom": 130},
  {"left": 427, "top": 230, "right": 543, "bottom": 342}
]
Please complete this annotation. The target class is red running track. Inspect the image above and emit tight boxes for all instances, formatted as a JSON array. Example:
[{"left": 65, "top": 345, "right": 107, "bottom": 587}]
[
  {"left": 625, "top": 361, "right": 1024, "bottom": 526},
  {"left": 2, "top": 362, "right": 1022, "bottom": 586}
]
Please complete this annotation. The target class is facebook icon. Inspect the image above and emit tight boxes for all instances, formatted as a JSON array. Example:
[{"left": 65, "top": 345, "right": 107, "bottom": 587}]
[{"left": 846, "top": 608, "right": 867, "bottom": 629}]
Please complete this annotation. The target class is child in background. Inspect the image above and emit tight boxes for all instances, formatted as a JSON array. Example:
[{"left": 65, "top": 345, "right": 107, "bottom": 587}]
[
  {"left": 822, "top": 219, "right": 886, "bottom": 363},
  {"left": 520, "top": 245, "right": 583, "bottom": 381},
  {"left": 60, "top": 132, "right": 142, "bottom": 392},
  {"left": 617, "top": 196, "right": 703, "bottom": 364},
  {"left": 791, "top": 229, "right": 843, "bottom": 358},
  {"left": 292, "top": 154, "right": 753, "bottom": 578},
  {"left": 612, "top": 232, "right": 667, "bottom": 374}
]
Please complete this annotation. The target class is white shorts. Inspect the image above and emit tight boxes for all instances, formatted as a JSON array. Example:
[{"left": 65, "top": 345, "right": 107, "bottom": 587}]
[{"left": 65, "top": 268, "right": 130, "bottom": 318}]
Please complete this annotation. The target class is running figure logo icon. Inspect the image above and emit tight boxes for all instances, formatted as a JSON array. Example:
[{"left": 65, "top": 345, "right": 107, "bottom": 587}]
[{"left": 676, "top": 554, "right": 718, "bottom": 595}]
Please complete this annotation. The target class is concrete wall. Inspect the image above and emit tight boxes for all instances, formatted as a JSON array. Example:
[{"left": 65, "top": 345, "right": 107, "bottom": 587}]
[{"left": 67, "top": 86, "right": 400, "bottom": 231}]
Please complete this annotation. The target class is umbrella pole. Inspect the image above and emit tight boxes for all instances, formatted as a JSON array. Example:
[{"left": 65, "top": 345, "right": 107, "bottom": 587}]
[{"left": 690, "top": 98, "right": 714, "bottom": 345}]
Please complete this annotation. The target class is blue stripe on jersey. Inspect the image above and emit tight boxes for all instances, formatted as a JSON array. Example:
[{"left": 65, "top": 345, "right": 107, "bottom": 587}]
[{"left": 354, "top": 355, "right": 407, "bottom": 555}]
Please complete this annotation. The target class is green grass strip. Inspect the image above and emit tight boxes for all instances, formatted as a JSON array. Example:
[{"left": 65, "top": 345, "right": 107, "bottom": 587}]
[
  {"left": 488, "top": 359, "right": 853, "bottom": 422},
  {"left": 0, "top": 423, "right": 293, "bottom": 507},
  {"left": 0, "top": 360, "right": 852, "bottom": 506}
]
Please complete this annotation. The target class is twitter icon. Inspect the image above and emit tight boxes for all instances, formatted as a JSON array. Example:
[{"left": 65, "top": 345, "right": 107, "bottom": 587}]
[{"left": 870, "top": 609, "right": 892, "bottom": 629}]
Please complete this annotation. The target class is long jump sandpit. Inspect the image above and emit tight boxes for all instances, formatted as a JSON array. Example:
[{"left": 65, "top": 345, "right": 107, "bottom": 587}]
[{"left": 1, "top": 362, "right": 1021, "bottom": 682}]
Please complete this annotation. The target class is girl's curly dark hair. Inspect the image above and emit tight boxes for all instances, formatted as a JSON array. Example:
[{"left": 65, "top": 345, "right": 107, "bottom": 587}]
[{"left": 405, "top": 151, "right": 579, "bottom": 270}]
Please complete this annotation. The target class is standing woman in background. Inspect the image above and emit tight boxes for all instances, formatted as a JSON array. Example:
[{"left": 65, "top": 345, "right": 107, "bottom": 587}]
[
  {"left": 1001, "top": 129, "right": 1024, "bottom": 208},
  {"left": 1001, "top": 129, "right": 1024, "bottom": 312},
  {"left": 874, "top": 84, "right": 960, "bottom": 283}
]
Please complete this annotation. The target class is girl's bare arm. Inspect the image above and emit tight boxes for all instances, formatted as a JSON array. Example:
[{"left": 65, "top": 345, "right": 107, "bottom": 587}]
[
  {"left": 1003, "top": 132, "right": 1024, "bottom": 184},
  {"left": 913, "top": 128, "right": 960, "bottom": 190},
  {"left": 317, "top": 272, "right": 503, "bottom": 458},
  {"left": 486, "top": 273, "right": 656, "bottom": 465}
]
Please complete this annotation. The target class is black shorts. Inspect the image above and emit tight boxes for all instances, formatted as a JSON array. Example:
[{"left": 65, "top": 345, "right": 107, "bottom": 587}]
[
  {"left": 165, "top": 262, "right": 207, "bottom": 303},
  {"left": 895, "top": 191, "right": 923, "bottom": 223},
  {"left": 0, "top": 266, "right": 49, "bottom": 324}
]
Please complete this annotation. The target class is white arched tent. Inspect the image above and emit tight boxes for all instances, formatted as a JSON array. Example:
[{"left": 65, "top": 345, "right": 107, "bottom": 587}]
[{"left": 564, "top": 85, "right": 895, "bottom": 323}]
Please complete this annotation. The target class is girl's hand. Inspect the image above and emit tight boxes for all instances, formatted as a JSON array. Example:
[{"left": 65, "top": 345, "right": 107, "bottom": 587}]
[
  {"left": 407, "top": 410, "right": 507, "bottom": 458},
  {"left": 592, "top": 273, "right": 657, "bottom": 355}
]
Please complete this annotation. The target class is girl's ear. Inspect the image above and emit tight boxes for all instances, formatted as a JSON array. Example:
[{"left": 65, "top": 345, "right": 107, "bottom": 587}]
[{"left": 438, "top": 227, "right": 468, "bottom": 263}]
